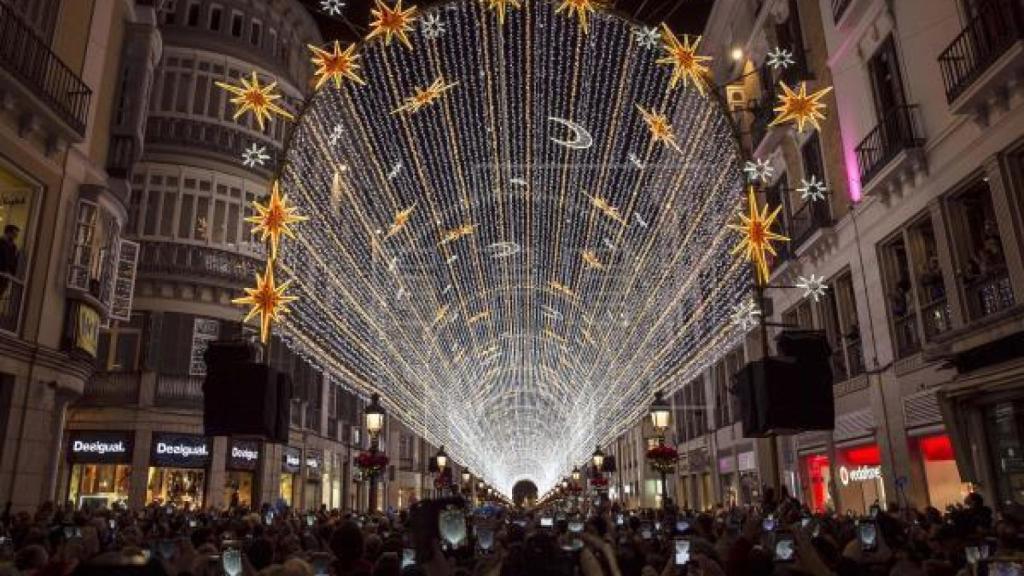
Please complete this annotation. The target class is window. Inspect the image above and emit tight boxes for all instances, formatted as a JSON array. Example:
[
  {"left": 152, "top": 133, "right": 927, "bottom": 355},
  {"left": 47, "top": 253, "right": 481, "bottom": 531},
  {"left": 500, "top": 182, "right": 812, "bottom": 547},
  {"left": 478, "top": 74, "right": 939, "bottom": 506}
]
[
  {"left": 186, "top": 1, "right": 200, "bottom": 26},
  {"left": 0, "top": 166, "right": 38, "bottom": 334},
  {"left": 947, "top": 179, "right": 1014, "bottom": 320},
  {"left": 880, "top": 234, "right": 919, "bottom": 358},
  {"left": 774, "top": 0, "right": 808, "bottom": 78},
  {"left": 817, "top": 270, "right": 864, "bottom": 381},
  {"left": 160, "top": 0, "right": 177, "bottom": 25},
  {"left": 209, "top": 5, "right": 222, "bottom": 30},
  {"left": 713, "top": 347, "right": 743, "bottom": 429},
  {"left": 67, "top": 199, "right": 120, "bottom": 305},
  {"left": 867, "top": 36, "right": 907, "bottom": 120},
  {"left": 231, "top": 11, "right": 243, "bottom": 37},
  {"left": 250, "top": 20, "right": 262, "bottom": 46},
  {"left": 95, "top": 313, "right": 145, "bottom": 372}
]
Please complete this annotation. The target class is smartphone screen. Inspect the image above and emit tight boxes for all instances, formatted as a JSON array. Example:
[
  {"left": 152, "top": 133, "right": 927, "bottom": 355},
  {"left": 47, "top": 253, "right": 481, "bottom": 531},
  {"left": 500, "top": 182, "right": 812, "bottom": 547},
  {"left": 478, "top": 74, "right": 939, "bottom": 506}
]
[
  {"left": 568, "top": 521, "right": 583, "bottom": 533},
  {"left": 980, "top": 560, "right": 1023, "bottom": 576},
  {"left": 774, "top": 532, "right": 796, "bottom": 562},
  {"left": 540, "top": 517, "right": 553, "bottom": 528},
  {"left": 263, "top": 512, "right": 274, "bottom": 526},
  {"left": 615, "top": 514, "right": 624, "bottom": 526},
  {"left": 858, "top": 522, "right": 878, "bottom": 552},
  {"left": 108, "top": 519, "right": 117, "bottom": 530},
  {"left": 676, "top": 520, "right": 690, "bottom": 533},
  {"left": 674, "top": 538, "right": 690, "bottom": 566},
  {"left": 762, "top": 516, "right": 776, "bottom": 532},
  {"left": 402, "top": 548, "right": 415, "bottom": 568},
  {"left": 311, "top": 555, "right": 329, "bottom": 576},
  {"left": 306, "top": 514, "right": 315, "bottom": 527}
]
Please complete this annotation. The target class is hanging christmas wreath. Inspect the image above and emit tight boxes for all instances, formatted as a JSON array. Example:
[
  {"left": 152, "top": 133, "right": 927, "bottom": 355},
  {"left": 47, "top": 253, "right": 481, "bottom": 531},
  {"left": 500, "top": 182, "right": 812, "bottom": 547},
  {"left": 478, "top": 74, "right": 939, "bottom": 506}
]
[
  {"left": 355, "top": 451, "right": 389, "bottom": 477},
  {"left": 646, "top": 443, "right": 679, "bottom": 474}
]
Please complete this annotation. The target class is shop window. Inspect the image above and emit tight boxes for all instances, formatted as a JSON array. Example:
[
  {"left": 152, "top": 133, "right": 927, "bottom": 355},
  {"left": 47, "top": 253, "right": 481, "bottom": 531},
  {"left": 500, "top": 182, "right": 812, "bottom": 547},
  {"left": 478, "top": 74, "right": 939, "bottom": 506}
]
[
  {"left": 947, "top": 179, "right": 1015, "bottom": 321},
  {"left": 69, "top": 464, "right": 132, "bottom": 509},
  {"left": 0, "top": 169, "right": 37, "bottom": 334}
]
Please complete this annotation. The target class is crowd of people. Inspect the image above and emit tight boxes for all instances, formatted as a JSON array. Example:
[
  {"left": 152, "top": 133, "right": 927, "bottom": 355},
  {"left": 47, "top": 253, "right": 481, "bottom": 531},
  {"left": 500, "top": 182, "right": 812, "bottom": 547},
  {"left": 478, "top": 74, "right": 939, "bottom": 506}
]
[{"left": 0, "top": 490, "right": 1021, "bottom": 576}]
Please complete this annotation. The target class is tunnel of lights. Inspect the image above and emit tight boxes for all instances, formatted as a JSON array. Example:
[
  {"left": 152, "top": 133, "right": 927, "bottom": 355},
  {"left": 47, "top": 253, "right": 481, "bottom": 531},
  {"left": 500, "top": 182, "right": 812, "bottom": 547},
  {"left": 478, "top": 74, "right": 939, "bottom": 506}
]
[{"left": 275, "top": 0, "right": 750, "bottom": 498}]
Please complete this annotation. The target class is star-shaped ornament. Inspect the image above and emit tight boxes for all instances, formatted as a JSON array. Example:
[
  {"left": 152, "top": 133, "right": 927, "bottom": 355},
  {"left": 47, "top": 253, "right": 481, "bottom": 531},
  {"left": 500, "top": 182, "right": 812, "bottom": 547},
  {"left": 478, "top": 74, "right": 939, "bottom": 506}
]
[
  {"left": 246, "top": 181, "right": 308, "bottom": 259},
  {"left": 798, "top": 175, "right": 828, "bottom": 202},
  {"left": 770, "top": 81, "right": 833, "bottom": 133},
  {"left": 730, "top": 299, "right": 761, "bottom": 332},
  {"left": 308, "top": 41, "right": 365, "bottom": 90},
  {"left": 634, "top": 26, "right": 661, "bottom": 49},
  {"left": 366, "top": 0, "right": 418, "bottom": 50},
  {"left": 215, "top": 71, "right": 294, "bottom": 131},
  {"left": 241, "top": 143, "right": 270, "bottom": 168},
  {"left": 421, "top": 13, "right": 446, "bottom": 39},
  {"left": 392, "top": 76, "right": 458, "bottom": 114},
  {"left": 657, "top": 24, "right": 712, "bottom": 95},
  {"left": 320, "top": 0, "right": 346, "bottom": 16},
  {"left": 636, "top": 105, "right": 681, "bottom": 153},
  {"left": 743, "top": 158, "right": 774, "bottom": 183},
  {"left": 728, "top": 187, "right": 789, "bottom": 285},
  {"left": 556, "top": 0, "right": 602, "bottom": 35},
  {"left": 481, "top": 0, "right": 520, "bottom": 25},
  {"left": 232, "top": 263, "right": 297, "bottom": 344},
  {"left": 797, "top": 274, "right": 829, "bottom": 302},
  {"left": 766, "top": 47, "right": 795, "bottom": 70}
]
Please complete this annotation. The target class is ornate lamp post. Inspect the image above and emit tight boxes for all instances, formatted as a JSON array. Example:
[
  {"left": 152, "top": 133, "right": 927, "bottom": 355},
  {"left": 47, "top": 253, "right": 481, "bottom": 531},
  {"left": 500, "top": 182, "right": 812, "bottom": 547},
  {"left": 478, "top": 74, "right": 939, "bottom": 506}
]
[
  {"left": 591, "top": 446, "right": 605, "bottom": 470},
  {"left": 363, "top": 393, "right": 386, "bottom": 513},
  {"left": 648, "top": 390, "right": 673, "bottom": 510}
]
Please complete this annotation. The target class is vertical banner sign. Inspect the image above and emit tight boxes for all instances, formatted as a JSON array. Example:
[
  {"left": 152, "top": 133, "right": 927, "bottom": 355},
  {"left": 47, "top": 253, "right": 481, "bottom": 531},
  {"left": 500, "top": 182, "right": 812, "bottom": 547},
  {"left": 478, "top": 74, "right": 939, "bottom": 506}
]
[
  {"left": 74, "top": 303, "right": 101, "bottom": 357},
  {"left": 189, "top": 318, "right": 220, "bottom": 376},
  {"left": 109, "top": 239, "right": 139, "bottom": 322}
]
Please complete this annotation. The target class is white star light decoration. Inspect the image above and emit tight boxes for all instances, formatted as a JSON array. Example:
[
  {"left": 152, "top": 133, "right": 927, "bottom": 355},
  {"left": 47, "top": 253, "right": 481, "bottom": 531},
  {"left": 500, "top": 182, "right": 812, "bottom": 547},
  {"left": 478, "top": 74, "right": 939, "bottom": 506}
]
[
  {"left": 767, "top": 47, "right": 795, "bottom": 70},
  {"left": 797, "top": 274, "right": 829, "bottom": 302},
  {"left": 731, "top": 299, "right": 761, "bottom": 332},
  {"left": 241, "top": 143, "right": 270, "bottom": 168},
  {"left": 320, "top": 0, "right": 346, "bottom": 16},
  {"left": 421, "top": 13, "right": 446, "bottom": 39},
  {"left": 275, "top": 1, "right": 749, "bottom": 498},
  {"left": 798, "top": 175, "right": 828, "bottom": 202},
  {"left": 328, "top": 124, "right": 345, "bottom": 146},
  {"left": 744, "top": 158, "right": 775, "bottom": 183},
  {"left": 634, "top": 26, "right": 661, "bottom": 49}
]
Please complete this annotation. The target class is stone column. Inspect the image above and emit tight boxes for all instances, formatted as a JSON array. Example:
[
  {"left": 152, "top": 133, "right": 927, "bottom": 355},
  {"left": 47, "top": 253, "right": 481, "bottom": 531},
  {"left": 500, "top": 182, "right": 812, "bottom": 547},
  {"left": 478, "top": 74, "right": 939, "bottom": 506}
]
[
  {"left": 206, "top": 436, "right": 227, "bottom": 509},
  {"left": 129, "top": 429, "right": 152, "bottom": 509}
]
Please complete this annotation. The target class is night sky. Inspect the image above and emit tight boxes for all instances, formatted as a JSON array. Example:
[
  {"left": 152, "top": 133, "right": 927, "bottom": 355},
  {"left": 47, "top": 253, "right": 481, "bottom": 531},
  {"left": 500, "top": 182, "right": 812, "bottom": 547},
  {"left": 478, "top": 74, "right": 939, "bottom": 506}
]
[{"left": 298, "top": 0, "right": 716, "bottom": 43}]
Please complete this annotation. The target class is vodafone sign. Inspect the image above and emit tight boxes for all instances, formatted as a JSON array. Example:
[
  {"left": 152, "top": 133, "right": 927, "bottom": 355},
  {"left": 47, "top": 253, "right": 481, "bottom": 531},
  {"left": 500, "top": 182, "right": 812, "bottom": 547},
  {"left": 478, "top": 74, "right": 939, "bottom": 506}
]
[{"left": 839, "top": 465, "right": 882, "bottom": 486}]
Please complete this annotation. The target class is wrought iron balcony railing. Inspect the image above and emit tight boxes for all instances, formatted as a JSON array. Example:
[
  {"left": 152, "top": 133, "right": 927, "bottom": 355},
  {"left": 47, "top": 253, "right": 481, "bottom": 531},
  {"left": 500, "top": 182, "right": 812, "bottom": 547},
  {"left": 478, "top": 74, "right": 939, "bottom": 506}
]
[
  {"left": 787, "top": 199, "right": 832, "bottom": 249},
  {"left": 135, "top": 240, "right": 263, "bottom": 286},
  {"left": 854, "top": 105, "right": 924, "bottom": 186},
  {"left": 145, "top": 115, "right": 280, "bottom": 172},
  {"left": 939, "top": 0, "right": 1024, "bottom": 103},
  {"left": 155, "top": 374, "right": 204, "bottom": 408},
  {"left": 0, "top": 2, "right": 91, "bottom": 134},
  {"left": 81, "top": 371, "right": 141, "bottom": 405}
]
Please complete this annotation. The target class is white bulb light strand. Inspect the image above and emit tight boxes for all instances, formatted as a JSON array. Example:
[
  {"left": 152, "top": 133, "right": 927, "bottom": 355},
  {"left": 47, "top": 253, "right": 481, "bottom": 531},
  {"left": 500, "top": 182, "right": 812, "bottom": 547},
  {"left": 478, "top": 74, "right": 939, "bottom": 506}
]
[{"left": 275, "top": 0, "right": 749, "bottom": 497}]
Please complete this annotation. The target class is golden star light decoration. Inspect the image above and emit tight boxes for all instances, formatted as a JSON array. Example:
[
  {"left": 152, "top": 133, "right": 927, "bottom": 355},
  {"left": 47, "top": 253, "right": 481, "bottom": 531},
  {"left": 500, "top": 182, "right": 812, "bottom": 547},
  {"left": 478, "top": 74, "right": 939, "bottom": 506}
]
[
  {"left": 392, "top": 76, "right": 459, "bottom": 114},
  {"left": 366, "top": 0, "right": 418, "bottom": 50},
  {"left": 556, "top": 0, "right": 602, "bottom": 34},
  {"left": 233, "top": 263, "right": 297, "bottom": 344},
  {"left": 385, "top": 204, "right": 416, "bottom": 239},
  {"left": 657, "top": 24, "right": 712, "bottom": 96},
  {"left": 769, "top": 81, "right": 833, "bottom": 133},
  {"left": 215, "top": 71, "right": 294, "bottom": 131},
  {"left": 247, "top": 181, "right": 309, "bottom": 259},
  {"left": 482, "top": 0, "right": 521, "bottom": 24},
  {"left": 309, "top": 41, "right": 366, "bottom": 90},
  {"left": 728, "top": 187, "right": 789, "bottom": 285},
  {"left": 637, "top": 104, "right": 682, "bottom": 153}
]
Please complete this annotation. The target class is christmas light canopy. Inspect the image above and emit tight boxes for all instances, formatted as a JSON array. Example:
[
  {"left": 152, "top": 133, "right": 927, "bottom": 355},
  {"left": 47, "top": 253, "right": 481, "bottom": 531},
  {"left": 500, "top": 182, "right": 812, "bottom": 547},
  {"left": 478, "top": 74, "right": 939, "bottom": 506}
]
[{"left": 275, "top": 0, "right": 749, "bottom": 498}]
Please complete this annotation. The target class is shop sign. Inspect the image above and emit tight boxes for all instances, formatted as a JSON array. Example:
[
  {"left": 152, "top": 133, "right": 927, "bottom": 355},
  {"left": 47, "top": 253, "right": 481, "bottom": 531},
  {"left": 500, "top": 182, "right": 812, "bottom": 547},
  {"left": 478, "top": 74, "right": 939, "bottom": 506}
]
[
  {"left": 150, "top": 433, "right": 211, "bottom": 468},
  {"left": 305, "top": 449, "right": 323, "bottom": 481},
  {"left": 67, "top": 431, "right": 133, "bottom": 464},
  {"left": 282, "top": 446, "right": 302, "bottom": 474},
  {"left": 72, "top": 303, "right": 101, "bottom": 357},
  {"left": 737, "top": 451, "right": 756, "bottom": 471},
  {"left": 228, "top": 439, "right": 260, "bottom": 471},
  {"left": 839, "top": 465, "right": 881, "bottom": 486}
]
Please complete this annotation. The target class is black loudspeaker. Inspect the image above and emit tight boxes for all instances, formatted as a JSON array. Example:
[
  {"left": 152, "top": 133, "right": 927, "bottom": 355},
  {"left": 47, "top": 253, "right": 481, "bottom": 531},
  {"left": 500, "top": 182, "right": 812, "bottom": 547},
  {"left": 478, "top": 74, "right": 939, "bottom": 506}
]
[
  {"left": 203, "top": 340, "right": 291, "bottom": 443},
  {"left": 734, "top": 330, "right": 834, "bottom": 437}
]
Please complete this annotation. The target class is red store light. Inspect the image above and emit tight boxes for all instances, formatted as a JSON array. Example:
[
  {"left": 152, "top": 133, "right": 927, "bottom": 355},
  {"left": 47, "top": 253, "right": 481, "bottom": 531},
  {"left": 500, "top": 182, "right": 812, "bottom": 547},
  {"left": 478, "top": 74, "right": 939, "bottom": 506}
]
[{"left": 919, "top": 435, "right": 954, "bottom": 461}]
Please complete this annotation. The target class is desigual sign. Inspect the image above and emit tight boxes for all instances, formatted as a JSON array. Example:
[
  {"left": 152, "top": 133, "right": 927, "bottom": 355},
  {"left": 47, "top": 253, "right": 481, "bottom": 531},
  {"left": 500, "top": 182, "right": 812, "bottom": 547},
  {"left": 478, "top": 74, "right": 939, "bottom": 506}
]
[
  {"left": 839, "top": 465, "right": 882, "bottom": 486},
  {"left": 228, "top": 439, "right": 261, "bottom": 471},
  {"left": 67, "top": 431, "right": 133, "bottom": 464},
  {"left": 282, "top": 446, "right": 302, "bottom": 474},
  {"left": 150, "top": 433, "right": 211, "bottom": 468},
  {"left": 232, "top": 447, "right": 258, "bottom": 461}
]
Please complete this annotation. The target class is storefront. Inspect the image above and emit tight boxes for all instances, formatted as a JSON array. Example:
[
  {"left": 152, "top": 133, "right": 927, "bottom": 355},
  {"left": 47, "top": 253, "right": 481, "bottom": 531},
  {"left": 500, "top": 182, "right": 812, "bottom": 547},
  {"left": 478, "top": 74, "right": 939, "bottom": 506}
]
[
  {"left": 66, "top": 431, "right": 133, "bottom": 509},
  {"left": 909, "top": 433, "right": 969, "bottom": 509},
  {"left": 718, "top": 455, "right": 736, "bottom": 506},
  {"left": 225, "top": 438, "right": 260, "bottom": 508},
  {"left": 280, "top": 446, "right": 301, "bottom": 506},
  {"left": 147, "top": 433, "right": 210, "bottom": 509},
  {"left": 984, "top": 400, "right": 1024, "bottom": 506},
  {"left": 801, "top": 453, "right": 833, "bottom": 513},
  {"left": 304, "top": 448, "right": 323, "bottom": 510},
  {"left": 835, "top": 444, "right": 885, "bottom": 514},
  {"left": 737, "top": 451, "right": 760, "bottom": 505}
]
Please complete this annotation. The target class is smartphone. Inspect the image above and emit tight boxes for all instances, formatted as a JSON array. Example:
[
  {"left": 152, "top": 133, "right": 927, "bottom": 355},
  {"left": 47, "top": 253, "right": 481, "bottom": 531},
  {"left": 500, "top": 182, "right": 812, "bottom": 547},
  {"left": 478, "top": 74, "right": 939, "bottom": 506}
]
[
  {"left": 640, "top": 524, "right": 653, "bottom": 540},
  {"left": 222, "top": 548, "right": 242, "bottom": 576},
  {"left": 62, "top": 525, "right": 81, "bottom": 539},
  {"left": 978, "top": 560, "right": 1023, "bottom": 576},
  {"left": 615, "top": 514, "right": 624, "bottom": 526},
  {"left": 654, "top": 522, "right": 662, "bottom": 532},
  {"left": 263, "top": 512, "right": 274, "bottom": 526},
  {"left": 774, "top": 532, "right": 796, "bottom": 562},
  {"left": 402, "top": 548, "right": 415, "bottom": 568},
  {"left": 858, "top": 521, "right": 878, "bottom": 552},
  {"left": 674, "top": 538, "right": 691, "bottom": 566},
  {"left": 869, "top": 504, "right": 880, "bottom": 518},
  {"left": 800, "top": 516, "right": 810, "bottom": 528},
  {"left": 762, "top": 516, "right": 776, "bottom": 532},
  {"left": 676, "top": 520, "right": 690, "bottom": 533},
  {"left": 540, "top": 517, "right": 554, "bottom": 528},
  {"left": 568, "top": 521, "right": 583, "bottom": 533},
  {"left": 108, "top": 519, "right": 117, "bottom": 530},
  {"left": 311, "top": 555, "right": 329, "bottom": 576},
  {"left": 306, "top": 514, "right": 315, "bottom": 527},
  {"left": 165, "top": 505, "right": 173, "bottom": 516},
  {"left": 188, "top": 518, "right": 198, "bottom": 528}
]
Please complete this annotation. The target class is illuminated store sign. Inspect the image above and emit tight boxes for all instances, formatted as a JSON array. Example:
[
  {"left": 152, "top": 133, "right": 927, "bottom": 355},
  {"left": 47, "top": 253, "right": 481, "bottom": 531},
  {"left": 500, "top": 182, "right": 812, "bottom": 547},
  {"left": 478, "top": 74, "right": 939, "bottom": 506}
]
[
  {"left": 282, "top": 446, "right": 301, "bottom": 474},
  {"left": 228, "top": 439, "right": 260, "bottom": 471},
  {"left": 839, "top": 465, "right": 881, "bottom": 486},
  {"left": 67, "top": 431, "right": 133, "bottom": 464},
  {"left": 150, "top": 433, "right": 211, "bottom": 468}
]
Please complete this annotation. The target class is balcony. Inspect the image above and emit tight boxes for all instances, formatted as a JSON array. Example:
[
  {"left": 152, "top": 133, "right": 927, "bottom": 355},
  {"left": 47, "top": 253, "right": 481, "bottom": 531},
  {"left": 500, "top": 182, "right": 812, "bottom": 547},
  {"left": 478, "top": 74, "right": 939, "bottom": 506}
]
[
  {"left": 80, "top": 372, "right": 141, "bottom": 406},
  {"left": 832, "top": 0, "right": 853, "bottom": 23},
  {"left": 145, "top": 115, "right": 280, "bottom": 174},
  {"left": 855, "top": 105, "right": 925, "bottom": 187},
  {"left": 0, "top": 2, "right": 91, "bottom": 136},
  {"left": 135, "top": 240, "right": 264, "bottom": 287},
  {"left": 787, "top": 199, "right": 832, "bottom": 250},
  {"left": 938, "top": 0, "right": 1024, "bottom": 110},
  {"left": 155, "top": 374, "right": 204, "bottom": 408}
]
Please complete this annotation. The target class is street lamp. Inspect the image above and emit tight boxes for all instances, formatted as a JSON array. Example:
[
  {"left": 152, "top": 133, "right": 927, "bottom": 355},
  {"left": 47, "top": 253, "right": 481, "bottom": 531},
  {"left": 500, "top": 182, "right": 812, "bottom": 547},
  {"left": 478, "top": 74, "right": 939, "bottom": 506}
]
[
  {"left": 434, "top": 446, "right": 448, "bottom": 471},
  {"left": 592, "top": 446, "right": 605, "bottom": 470},
  {"left": 571, "top": 466, "right": 581, "bottom": 483},
  {"left": 461, "top": 469, "right": 471, "bottom": 484},
  {"left": 362, "top": 393, "right": 386, "bottom": 513},
  {"left": 649, "top": 390, "right": 671, "bottom": 438}
]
